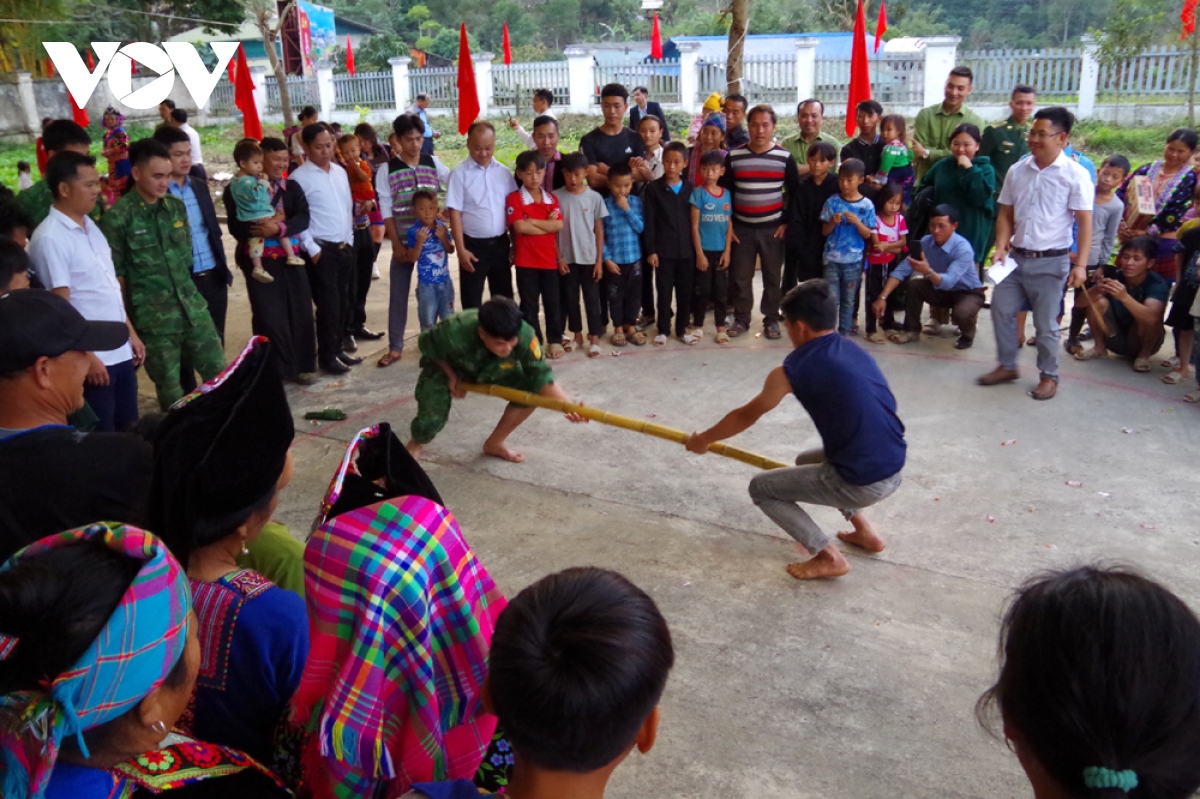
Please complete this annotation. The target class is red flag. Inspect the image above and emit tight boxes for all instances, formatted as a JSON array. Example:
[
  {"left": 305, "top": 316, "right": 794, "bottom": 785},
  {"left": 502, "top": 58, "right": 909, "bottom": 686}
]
[
  {"left": 875, "top": 0, "right": 887, "bottom": 52},
  {"left": 87, "top": 48, "right": 95, "bottom": 71},
  {"left": 502, "top": 23, "right": 512, "bottom": 66},
  {"left": 651, "top": 13, "right": 663, "bottom": 59},
  {"left": 346, "top": 34, "right": 355, "bottom": 75},
  {"left": 71, "top": 96, "right": 89, "bottom": 128},
  {"left": 233, "top": 43, "right": 262, "bottom": 140},
  {"left": 456, "top": 24, "right": 480, "bottom": 135},
  {"left": 45, "top": 58, "right": 54, "bottom": 78},
  {"left": 227, "top": 52, "right": 237, "bottom": 85},
  {"left": 846, "top": 0, "right": 872, "bottom": 137},
  {"left": 1184, "top": 0, "right": 1198, "bottom": 38}
]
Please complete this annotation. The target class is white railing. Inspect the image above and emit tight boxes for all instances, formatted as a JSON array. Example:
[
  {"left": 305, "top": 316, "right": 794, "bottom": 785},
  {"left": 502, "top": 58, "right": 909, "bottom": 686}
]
[
  {"left": 264, "top": 75, "right": 319, "bottom": 113},
  {"left": 699, "top": 55, "right": 795, "bottom": 105},
  {"left": 958, "top": 48, "right": 1082, "bottom": 101},
  {"left": 1098, "top": 45, "right": 1194, "bottom": 101},
  {"left": 331, "top": 70, "right": 394, "bottom": 109},
  {"left": 493, "top": 61, "right": 570, "bottom": 108},
  {"left": 409, "top": 66, "right": 458, "bottom": 108},
  {"left": 593, "top": 58, "right": 681, "bottom": 104},
  {"left": 814, "top": 53, "right": 925, "bottom": 107}
]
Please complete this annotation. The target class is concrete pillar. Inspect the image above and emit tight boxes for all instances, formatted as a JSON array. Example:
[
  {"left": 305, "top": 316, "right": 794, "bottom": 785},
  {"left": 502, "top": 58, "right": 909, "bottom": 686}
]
[
  {"left": 1078, "top": 35, "right": 1100, "bottom": 120},
  {"left": 14, "top": 72, "right": 39, "bottom": 136},
  {"left": 316, "top": 62, "right": 335, "bottom": 118},
  {"left": 795, "top": 38, "right": 818, "bottom": 105},
  {"left": 677, "top": 41, "right": 703, "bottom": 114},
  {"left": 565, "top": 46, "right": 596, "bottom": 114},
  {"left": 389, "top": 56, "right": 412, "bottom": 114},
  {"left": 919, "top": 36, "right": 961, "bottom": 109},
  {"left": 473, "top": 52, "right": 494, "bottom": 119},
  {"left": 249, "top": 66, "right": 269, "bottom": 122}
]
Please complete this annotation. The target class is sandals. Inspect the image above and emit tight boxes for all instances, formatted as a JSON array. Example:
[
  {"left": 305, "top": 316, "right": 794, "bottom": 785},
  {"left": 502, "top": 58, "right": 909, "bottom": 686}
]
[
  {"left": 376, "top": 351, "right": 402, "bottom": 368},
  {"left": 1161, "top": 370, "right": 1190, "bottom": 384},
  {"left": 1072, "top": 349, "right": 1107, "bottom": 361},
  {"left": 727, "top": 322, "right": 749, "bottom": 338},
  {"left": 548, "top": 343, "right": 565, "bottom": 359},
  {"left": 611, "top": 331, "right": 628, "bottom": 347},
  {"left": 588, "top": 343, "right": 602, "bottom": 358},
  {"left": 889, "top": 331, "right": 919, "bottom": 344},
  {"left": 653, "top": 334, "right": 668, "bottom": 346},
  {"left": 1162, "top": 356, "right": 1181, "bottom": 369},
  {"left": 1183, "top": 392, "right": 1200, "bottom": 403},
  {"left": 630, "top": 330, "right": 648, "bottom": 346},
  {"left": 561, "top": 338, "right": 575, "bottom": 353},
  {"left": 866, "top": 331, "right": 887, "bottom": 344},
  {"left": 922, "top": 321, "right": 943, "bottom": 336},
  {"left": 1026, "top": 336, "right": 1038, "bottom": 347},
  {"left": 715, "top": 330, "right": 731, "bottom": 344},
  {"left": 1133, "top": 358, "right": 1152, "bottom": 372},
  {"left": 682, "top": 328, "right": 702, "bottom": 345}
]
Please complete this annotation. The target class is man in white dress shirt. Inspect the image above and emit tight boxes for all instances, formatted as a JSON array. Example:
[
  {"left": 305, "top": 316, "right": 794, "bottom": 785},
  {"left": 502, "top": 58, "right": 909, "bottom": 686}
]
[
  {"left": 289, "top": 123, "right": 359, "bottom": 375},
  {"left": 29, "top": 151, "right": 145, "bottom": 431},
  {"left": 446, "top": 121, "right": 515, "bottom": 309},
  {"left": 167, "top": 108, "right": 206, "bottom": 181},
  {"left": 979, "top": 106, "right": 1093, "bottom": 401}
]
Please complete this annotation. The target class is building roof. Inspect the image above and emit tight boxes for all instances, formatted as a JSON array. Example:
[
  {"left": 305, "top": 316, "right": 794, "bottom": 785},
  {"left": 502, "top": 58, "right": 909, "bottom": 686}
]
[
  {"left": 665, "top": 33, "right": 878, "bottom": 62},
  {"left": 167, "top": 14, "right": 383, "bottom": 45}
]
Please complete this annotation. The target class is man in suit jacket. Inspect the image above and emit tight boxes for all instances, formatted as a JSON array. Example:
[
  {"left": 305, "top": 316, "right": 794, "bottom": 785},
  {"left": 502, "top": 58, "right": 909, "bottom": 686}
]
[
  {"left": 154, "top": 126, "right": 232, "bottom": 394},
  {"left": 630, "top": 86, "right": 671, "bottom": 142},
  {"left": 223, "top": 137, "right": 319, "bottom": 384}
]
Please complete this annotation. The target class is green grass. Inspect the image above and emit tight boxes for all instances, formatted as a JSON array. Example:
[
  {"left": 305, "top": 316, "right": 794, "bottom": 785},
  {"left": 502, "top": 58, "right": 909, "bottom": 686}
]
[{"left": 0, "top": 113, "right": 1186, "bottom": 192}]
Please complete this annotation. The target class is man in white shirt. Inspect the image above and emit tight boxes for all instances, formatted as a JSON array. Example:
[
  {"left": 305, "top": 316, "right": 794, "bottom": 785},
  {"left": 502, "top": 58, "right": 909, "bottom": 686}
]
[
  {"left": 446, "top": 121, "right": 515, "bottom": 308},
  {"left": 980, "top": 106, "right": 1093, "bottom": 401},
  {"left": 508, "top": 88, "right": 558, "bottom": 148},
  {"left": 29, "top": 151, "right": 145, "bottom": 431},
  {"left": 289, "top": 123, "right": 359, "bottom": 374},
  {"left": 168, "top": 108, "right": 205, "bottom": 181}
]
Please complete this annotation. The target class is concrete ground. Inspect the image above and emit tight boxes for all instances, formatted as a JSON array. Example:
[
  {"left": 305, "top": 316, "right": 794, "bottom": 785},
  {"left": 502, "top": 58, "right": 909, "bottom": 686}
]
[{"left": 148, "top": 235, "right": 1200, "bottom": 798}]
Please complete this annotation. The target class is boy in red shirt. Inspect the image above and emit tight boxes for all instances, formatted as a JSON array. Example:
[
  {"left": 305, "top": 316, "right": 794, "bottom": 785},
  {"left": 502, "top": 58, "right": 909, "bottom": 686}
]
[{"left": 507, "top": 150, "right": 565, "bottom": 356}]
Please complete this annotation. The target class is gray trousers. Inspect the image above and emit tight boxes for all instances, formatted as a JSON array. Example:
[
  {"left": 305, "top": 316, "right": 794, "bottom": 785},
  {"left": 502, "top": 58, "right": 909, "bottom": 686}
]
[
  {"left": 388, "top": 259, "right": 415, "bottom": 352},
  {"left": 991, "top": 253, "right": 1070, "bottom": 380},
  {"left": 748, "top": 448, "right": 902, "bottom": 554},
  {"left": 729, "top": 223, "right": 785, "bottom": 328}
]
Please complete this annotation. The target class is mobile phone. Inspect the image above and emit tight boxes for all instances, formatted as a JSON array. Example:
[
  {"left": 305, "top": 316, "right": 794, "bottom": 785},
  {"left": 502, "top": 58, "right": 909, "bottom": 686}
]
[{"left": 908, "top": 240, "right": 922, "bottom": 262}]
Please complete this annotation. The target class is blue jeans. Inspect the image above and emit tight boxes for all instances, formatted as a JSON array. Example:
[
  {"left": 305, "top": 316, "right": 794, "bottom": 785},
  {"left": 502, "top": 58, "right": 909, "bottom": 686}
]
[
  {"left": 823, "top": 259, "right": 863, "bottom": 335},
  {"left": 82, "top": 359, "right": 139, "bottom": 432},
  {"left": 417, "top": 279, "right": 455, "bottom": 329}
]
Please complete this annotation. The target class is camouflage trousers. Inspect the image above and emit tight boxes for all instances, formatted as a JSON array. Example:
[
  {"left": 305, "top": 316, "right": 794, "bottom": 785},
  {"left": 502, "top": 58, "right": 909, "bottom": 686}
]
[{"left": 142, "top": 318, "right": 226, "bottom": 410}]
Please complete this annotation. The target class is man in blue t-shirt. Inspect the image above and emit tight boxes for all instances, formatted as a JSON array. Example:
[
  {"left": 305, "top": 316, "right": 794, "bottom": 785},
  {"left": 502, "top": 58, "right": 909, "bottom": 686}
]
[{"left": 687, "top": 279, "right": 906, "bottom": 580}]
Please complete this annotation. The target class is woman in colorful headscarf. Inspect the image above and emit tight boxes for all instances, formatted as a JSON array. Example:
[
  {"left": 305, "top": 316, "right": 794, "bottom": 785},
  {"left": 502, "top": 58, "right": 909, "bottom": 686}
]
[
  {"left": 101, "top": 107, "right": 132, "bottom": 197},
  {"left": 687, "top": 112, "right": 727, "bottom": 187},
  {"left": 286, "top": 426, "right": 506, "bottom": 799},
  {"left": 687, "top": 91, "right": 724, "bottom": 145},
  {"left": 0, "top": 523, "right": 290, "bottom": 799},
  {"left": 147, "top": 337, "right": 309, "bottom": 765}
]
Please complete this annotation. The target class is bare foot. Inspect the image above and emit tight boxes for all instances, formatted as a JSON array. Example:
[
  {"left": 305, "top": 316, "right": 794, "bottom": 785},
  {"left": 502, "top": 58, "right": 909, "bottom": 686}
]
[
  {"left": 405, "top": 440, "right": 424, "bottom": 460},
  {"left": 785, "top": 548, "right": 850, "bottom": 580},
  {"left": 837, "top": 514, "right": 886, "bottom": 553},
  {"left": 483, "top": 443, "right": 525, "bottom": 463}
]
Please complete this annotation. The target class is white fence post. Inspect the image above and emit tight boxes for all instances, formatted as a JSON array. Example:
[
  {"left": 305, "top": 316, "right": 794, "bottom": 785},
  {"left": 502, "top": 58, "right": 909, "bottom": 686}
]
[
  {"left": 389, "top": 56, "right": 412, "bottom": 114},
  {"left": 249, "top": 66, "right": 268, "bottom": 121},
  {"left": 14, "top": 72, "right": 39, "bottom": 136},
  {"left": 316, "top": 62, "right": 335, "bottom": 117},
  {"left": 795, "top": 38, "right": 818, "bottom": 104},
  {"left": 474, "top": 52, "right": 494, "bottom": 118},
  {"left": 565, "top": 46, "right": 596, "bottom": 114},
  {"left": 919, "top": 36, "right": 961, "bottom": 108},
  {"left": 677, "top": 41, "right": 702, "bottom": 114},
  {"left": 1078, "top": 35, "right": 1100, "bottom": 119}
]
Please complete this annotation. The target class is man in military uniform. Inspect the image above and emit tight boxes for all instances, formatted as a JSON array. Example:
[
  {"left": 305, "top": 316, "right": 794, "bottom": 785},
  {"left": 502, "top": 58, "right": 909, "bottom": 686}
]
[
  {"left": 980, "top": 84, "right": 1037, "bottom": 259},
  {"left": 406, "top": 297, "right": 586, "bottom": 463},
  {"left": 912, "top": 66, "right": 985, "bottom": 182},
  {"left": 101, "top": 138, "right": 225, "bottom": 410},
  {"left": 18, "top": 120, "right": 104, "bottom": 230}
]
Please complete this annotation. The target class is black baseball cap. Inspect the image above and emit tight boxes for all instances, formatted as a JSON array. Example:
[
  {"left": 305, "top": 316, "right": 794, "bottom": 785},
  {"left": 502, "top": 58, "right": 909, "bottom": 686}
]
[{"left": 0, "top": 290, "right": 129, "bottom": 373}]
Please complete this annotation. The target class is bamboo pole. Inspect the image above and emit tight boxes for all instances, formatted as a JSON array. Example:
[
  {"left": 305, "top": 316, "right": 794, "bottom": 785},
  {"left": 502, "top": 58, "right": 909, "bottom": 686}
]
[{"left": 459, "top": 382, "right": 789, "bottom": 471}]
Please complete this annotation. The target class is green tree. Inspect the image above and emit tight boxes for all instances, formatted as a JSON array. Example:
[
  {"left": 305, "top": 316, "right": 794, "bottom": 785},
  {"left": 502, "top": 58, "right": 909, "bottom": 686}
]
[
  {"left": 350, "top": 32, "right": 409, "bottom": 72},
  {"left": 427, "top": 26, "right": 479, "bottom": 60},
  {"left": 884, "top": 3, "right": 954, "bottom": 39}
]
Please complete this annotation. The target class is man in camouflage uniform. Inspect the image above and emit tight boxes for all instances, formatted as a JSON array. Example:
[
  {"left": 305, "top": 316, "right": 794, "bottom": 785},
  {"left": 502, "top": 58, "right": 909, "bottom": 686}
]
[
  {"left": 406, "top": 297, "right": 585, "bottom": 464},
  {"left": 18, "top": 119, "right": 104, "bottom": 230},
  {"left": 980, "top": 84, "right": 1037, "bottom": 262},
  {"left": 101, "top": 138, "right": 225, "bottom": 410}
]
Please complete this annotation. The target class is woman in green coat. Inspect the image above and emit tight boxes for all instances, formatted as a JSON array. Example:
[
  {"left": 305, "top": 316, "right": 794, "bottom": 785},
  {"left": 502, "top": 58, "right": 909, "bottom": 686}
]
[{"left": 917, "top": 122, "right": 996, "bottom": 266}]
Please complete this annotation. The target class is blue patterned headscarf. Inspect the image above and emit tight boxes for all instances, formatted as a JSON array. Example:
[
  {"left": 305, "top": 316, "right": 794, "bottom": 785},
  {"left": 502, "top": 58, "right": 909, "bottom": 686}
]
[{"left": 0, "top": 523, "right": 191, "bottom": 799}]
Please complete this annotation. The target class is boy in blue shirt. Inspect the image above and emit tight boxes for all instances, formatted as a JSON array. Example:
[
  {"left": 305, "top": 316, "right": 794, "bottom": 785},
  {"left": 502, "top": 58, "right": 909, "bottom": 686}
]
[
  {"left": 406, "top": 190, "right": 456, "bottom": 329},
  {"left": 601, "top": 164, "right": 646, "bottom": 346},
  {"left": 820, "top": 158, "right": 878, "bottom": 335},
  {"left": 689, "top": 149, "right": 733, "bottom": 343}
]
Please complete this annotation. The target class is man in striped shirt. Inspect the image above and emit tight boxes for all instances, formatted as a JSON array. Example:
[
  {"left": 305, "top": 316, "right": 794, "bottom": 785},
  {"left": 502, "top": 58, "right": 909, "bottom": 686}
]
[{"left": 722, "top": 105, "right": 800, "bottom": 339}]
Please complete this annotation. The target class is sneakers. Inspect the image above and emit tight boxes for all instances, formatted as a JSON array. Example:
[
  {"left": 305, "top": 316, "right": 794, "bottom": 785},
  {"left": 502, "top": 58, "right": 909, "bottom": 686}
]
[{"left": 251, "top": 266, "right": 275, "bottom": 283}]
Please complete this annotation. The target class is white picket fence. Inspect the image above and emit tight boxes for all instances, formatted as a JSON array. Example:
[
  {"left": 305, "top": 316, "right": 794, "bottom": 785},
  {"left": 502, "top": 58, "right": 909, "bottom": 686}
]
[
  {"left": 493, "top": 61, "right": 570, "bottom": 107},
  {"left": 960, "top": 48, "right": 1082, "bottom": 101},
  {"left": 698, "top": 54, "right": 796, "bottom": 105},
  {"left": 593, "top": 58, "right": 681, "bottom": 104},
  {"left": 331, "top": 70, "right": 394, "bottom": 109}
]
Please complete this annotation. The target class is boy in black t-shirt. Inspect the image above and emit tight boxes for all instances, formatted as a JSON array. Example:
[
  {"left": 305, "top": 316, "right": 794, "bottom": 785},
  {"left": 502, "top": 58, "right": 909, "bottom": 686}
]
[{"left": 580, "top": 83, "right": 645, "bottom": 195}]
